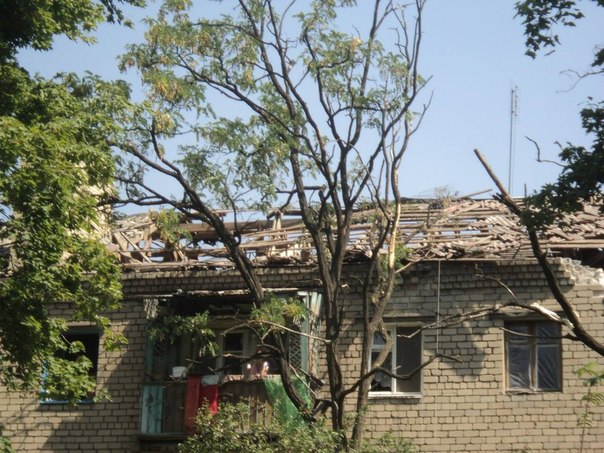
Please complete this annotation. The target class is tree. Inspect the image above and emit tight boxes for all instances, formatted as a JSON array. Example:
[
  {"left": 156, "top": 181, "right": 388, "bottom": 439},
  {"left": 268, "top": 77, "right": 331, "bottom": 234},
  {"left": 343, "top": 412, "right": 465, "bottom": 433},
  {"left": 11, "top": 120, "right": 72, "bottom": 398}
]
[
  {"left": 0, "top": 0, "right": 143, "bottom": 401},
  {"left": 114, "top": 0, "right": 430, "bottom": 447},
  {"left": 515, "top": 0, "right": 603, "bottom": 224},
  {"left": 0, "top": 0, "right": 145, "bottom": 60},
  {"left": 471, "top": 1, "right": 604, "bottom": 358},
  {"left": 514, "top": 1, "right": 604, "bottom": 352}
]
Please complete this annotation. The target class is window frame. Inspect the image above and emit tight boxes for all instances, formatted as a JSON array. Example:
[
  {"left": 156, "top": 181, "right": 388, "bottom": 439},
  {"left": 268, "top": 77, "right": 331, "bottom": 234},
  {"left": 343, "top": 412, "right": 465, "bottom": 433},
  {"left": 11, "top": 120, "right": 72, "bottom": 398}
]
[
  {"left": 368, "top": 324, "right": 423, "bottom": 398},
  {"left": 217, "top": 330, "right": 255, "bottom": 376},
  {"left": 40, "top": 327, "right": 101, "bottom": 404},
  {"left": 505, "top": 320, "right": 562, "bottom": 392}
]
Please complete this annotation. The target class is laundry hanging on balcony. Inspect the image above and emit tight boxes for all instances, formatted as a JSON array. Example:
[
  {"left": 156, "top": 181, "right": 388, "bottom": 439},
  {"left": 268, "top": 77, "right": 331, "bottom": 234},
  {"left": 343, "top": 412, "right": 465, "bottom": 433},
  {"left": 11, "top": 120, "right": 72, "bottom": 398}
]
[{"left": 184, "top": 375, "right": 219, "bottom": 434}]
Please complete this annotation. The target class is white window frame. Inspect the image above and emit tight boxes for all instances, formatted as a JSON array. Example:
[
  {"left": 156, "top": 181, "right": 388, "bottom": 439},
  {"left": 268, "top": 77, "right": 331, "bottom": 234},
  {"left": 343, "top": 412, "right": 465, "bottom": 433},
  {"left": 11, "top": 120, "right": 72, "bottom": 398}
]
[
  {"left": 369, "top": 324, "right": 423, "bottom": 398},
  {"left": 216, "top": 330, "right": 255, "bottom": 376}
]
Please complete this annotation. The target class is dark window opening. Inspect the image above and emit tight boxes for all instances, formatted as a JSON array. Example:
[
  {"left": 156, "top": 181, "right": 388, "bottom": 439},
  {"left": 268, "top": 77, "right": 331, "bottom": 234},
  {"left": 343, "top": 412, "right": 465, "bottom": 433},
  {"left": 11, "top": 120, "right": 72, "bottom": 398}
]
[
  {"left": 370, "top": 326, "right": 422, "bottom": 395},
  {"left": 40, "top": 329, "right": 100, "bottom": 403}
]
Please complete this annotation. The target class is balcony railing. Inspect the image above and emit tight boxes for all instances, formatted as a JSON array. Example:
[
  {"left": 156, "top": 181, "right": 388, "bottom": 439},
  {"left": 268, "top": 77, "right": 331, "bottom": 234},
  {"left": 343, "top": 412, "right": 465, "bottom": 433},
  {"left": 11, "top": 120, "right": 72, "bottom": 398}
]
[
  {"left": 140, "top": 382, "right": 186, "bottom": 435},
  {"left": 140, "top": 377, "right": 275, "bottom": 435}
]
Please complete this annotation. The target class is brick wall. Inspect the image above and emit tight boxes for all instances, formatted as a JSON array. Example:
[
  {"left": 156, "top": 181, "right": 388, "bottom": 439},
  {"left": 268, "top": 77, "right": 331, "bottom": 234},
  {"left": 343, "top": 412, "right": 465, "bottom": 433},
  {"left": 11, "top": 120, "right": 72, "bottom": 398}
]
[
  {"left": 336, "top": 259, "right": 604, "bottom": 452},
  {"left": 1, "top": 260, "right": 603, "bottom": 452},
  {"left": 0, "top": 298, "right": 148, "bottom": 452},
  {"left": 0, "top": 266, "right": 319, "bottom": 452}
]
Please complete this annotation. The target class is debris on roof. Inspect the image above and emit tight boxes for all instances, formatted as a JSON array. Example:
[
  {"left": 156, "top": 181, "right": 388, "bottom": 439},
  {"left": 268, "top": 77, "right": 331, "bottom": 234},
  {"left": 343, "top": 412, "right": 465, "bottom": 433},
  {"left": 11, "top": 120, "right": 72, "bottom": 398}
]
[{"left": 108, "top": 199, "right": 604, "bottom": 271}]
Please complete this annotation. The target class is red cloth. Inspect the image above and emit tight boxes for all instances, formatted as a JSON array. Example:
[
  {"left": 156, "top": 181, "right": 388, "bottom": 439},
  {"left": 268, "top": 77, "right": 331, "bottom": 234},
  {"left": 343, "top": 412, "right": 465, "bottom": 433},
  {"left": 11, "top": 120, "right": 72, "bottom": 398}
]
[
  {"left": 200, "top": 384, "right": 219, "bottom": 415},
  {"left": 184, "top": 376, "right": 202, "bottom": 434},
  {"left": 184, "top": 377, "right": 220, "bottom": 434}
]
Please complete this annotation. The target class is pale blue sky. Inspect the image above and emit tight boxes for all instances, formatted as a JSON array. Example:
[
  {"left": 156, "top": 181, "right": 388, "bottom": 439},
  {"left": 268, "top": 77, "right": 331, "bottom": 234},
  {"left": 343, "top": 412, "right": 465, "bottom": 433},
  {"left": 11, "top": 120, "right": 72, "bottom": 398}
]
[{"left": 18, "top": 0, "right": 603, "bottom": 200}]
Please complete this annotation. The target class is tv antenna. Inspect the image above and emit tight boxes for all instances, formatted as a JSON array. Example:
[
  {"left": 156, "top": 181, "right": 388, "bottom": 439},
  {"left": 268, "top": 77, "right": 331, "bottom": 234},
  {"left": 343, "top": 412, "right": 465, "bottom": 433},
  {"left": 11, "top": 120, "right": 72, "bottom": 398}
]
[{"left": 508, "top": 85, "right": 519, "bottom": 194}]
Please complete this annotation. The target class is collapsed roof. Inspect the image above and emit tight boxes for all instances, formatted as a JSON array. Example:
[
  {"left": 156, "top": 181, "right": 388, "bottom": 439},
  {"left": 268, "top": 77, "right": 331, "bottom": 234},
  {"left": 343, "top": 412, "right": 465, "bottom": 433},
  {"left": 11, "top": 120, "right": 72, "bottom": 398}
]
[{"left": 108, "top": 199, "right": 604, "bottom": 272}]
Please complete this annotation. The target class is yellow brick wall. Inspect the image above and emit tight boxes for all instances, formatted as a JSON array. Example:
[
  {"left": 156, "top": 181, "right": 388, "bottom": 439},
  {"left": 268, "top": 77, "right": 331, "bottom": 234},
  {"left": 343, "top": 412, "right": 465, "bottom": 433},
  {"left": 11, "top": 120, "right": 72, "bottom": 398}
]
[
  {"left": 338, "top": 259, "right": 604, "bottom": 452},
  {"left": 1, "top": 260, "right": 603, "bottom": 452}
]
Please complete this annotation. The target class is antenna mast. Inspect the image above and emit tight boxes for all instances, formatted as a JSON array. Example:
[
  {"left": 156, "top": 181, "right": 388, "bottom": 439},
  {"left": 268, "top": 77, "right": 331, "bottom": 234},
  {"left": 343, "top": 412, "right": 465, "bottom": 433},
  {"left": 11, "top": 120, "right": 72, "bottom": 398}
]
[{"left": 508, "top": 86, "right": 518, "bottom": 194}]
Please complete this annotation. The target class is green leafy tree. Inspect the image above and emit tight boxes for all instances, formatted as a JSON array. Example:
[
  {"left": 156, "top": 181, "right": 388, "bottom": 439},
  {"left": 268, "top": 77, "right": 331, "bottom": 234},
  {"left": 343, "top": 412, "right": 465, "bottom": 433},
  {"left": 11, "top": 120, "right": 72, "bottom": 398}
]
[
  {"left": 0, "top": 0, "right": 144, "bottom": 59},
  {"left": 474, "top": 1, "right": 604, "bottom": 359},
  {"left": 514, "top": 0, "right": 604, "bottom": 354},
  {"left": 515, "top": 0, "right": 603, "bottom": 224},
  {"left": 0, "top": 0, "right": 143, "bottom": 401},
  {"left": 115, "top": 0, "right": 430, "bottom": 447}
]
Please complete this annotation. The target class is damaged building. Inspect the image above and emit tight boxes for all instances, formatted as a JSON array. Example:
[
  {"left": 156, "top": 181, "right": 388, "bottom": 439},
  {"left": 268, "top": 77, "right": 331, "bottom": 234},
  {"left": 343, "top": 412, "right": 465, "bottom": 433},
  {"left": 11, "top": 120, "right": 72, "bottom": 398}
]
[{"left": 1, "top": 198, "right": 603, "bottom": 452}]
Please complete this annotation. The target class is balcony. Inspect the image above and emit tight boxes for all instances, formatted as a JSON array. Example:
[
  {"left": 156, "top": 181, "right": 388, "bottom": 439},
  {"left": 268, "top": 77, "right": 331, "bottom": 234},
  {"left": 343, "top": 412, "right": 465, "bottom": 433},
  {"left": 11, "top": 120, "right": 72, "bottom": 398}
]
[{"left": 140, "top": 376, "right": 275, "bottom": 436}]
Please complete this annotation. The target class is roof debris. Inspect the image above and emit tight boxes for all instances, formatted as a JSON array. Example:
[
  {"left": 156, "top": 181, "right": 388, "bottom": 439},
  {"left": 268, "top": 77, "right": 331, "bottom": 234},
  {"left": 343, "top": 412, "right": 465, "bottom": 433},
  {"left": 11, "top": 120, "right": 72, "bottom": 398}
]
[{"left": 108, "top": 199, "right": 604, "bottom": 271}]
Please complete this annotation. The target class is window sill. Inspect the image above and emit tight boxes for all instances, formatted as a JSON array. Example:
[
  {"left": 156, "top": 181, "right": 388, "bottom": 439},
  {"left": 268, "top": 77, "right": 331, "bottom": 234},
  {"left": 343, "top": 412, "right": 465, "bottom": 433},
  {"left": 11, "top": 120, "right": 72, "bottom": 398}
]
[
  {"left": 368, "top": 392, "right": 422, "bottom": 400},
  {"left": 139, "top": 433, "right": 186, "bottom": 443},
  {"left": 39, "top": 399, "right": 94, "bottom": 405},
  {"left": 506, "top": 388, "right": 561, "bottom": 395}
]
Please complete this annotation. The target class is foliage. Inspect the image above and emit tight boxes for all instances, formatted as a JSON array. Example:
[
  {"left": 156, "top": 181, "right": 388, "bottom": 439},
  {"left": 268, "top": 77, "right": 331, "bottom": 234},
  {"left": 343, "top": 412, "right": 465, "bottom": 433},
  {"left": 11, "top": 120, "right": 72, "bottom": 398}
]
[
  {"left": 117, "top": 0, "right": 428, "bottom": 447},
  {"left": 148, "top": 310, "right": 216, "bottom": 353},
  {"left": 251, "top": 295, "right": 308, "bottom": 336},
  {"left": 0, "top": 0, "right": 141, "bottom": 400},
  {"left": 149, "top": 208, "right": 192, "bottom": 245},
  {"left": 0, "top": 0, "right": 145, "bottom": 59},
  {"left": 40, "top": 333, "right": 109, "bottom": 405},
  {"left": 515, "top": 0, "right": 604, "bottom": 226},
  {"left": 515, "top": 0, "right": 589, "bottom": 59},
  {"left": 576, "top": 362, "right": 604, "bottom": 452},
  {"left": 0, "top": 424, "right": 14, "bottom": 453},
  {"left": 523, "top": 102, "right": 604, "bottom": 226},
  {"left": 380, "top": 243, "right": 411, "bottom": 276},
  {"left": 355, "top": 432, "right": 419, "bottom": 453},
  {"left": 0, "top": 68, "right": 130, "bottom": 393},
  {"left": 179, "top": 402, "right": 418, "bottom": 453}
]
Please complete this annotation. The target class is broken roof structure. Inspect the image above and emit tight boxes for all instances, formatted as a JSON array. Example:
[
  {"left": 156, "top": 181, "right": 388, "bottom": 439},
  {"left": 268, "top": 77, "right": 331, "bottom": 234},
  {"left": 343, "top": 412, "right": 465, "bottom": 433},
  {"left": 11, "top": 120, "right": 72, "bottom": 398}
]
[
  {"left": 108, "top": 198, "right": 604, "bottom": 271},
  {"left": 2, "top": 198, "right": 604, "bottom": 452}
]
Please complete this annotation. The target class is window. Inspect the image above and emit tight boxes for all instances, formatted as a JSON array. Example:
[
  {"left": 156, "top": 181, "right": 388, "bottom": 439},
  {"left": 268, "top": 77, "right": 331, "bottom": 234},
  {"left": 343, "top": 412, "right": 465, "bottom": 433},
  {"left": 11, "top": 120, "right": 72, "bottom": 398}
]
[
  {"left": 60, "top": 331, "right": 100, "bottom": 378},
  {"left": 370, "top": 326, "right": 422, "bottom": 395},
  {"left": 41, "top": 329, "right": 100, "bottom": 403},
  {"left": 505, "top": 321, "right": 561, "bottom": 391},
  {"left": 220, "top": 331, "right": 249, "bottom": 375},
  {"left": 147, "top": 329, "right": 259, "bottom": 379}
]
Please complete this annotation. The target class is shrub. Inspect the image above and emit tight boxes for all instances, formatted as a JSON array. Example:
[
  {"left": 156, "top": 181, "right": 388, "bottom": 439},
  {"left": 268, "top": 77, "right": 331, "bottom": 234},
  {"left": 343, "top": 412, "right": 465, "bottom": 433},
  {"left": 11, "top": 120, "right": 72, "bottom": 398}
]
[{"left": 179, "top": 402, "right": 418, "bottom": 453}]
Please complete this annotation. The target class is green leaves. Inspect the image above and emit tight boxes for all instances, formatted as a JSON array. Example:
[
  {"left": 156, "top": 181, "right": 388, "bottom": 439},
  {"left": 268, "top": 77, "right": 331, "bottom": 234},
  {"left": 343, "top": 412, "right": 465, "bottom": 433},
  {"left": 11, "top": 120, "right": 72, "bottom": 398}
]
[
  {"left": 0, "top": 0, "right": 145, "bottom": 59},
  {"left": 251, "top": 295, "right": 308, "bottom": 336},
  {"left": 0, "top": 68, "right": 129, "bottom": 396},
  {"left": 147, "top": 311, "right": 217, "bottom": 358},
  {"left": 515, "top": 0, "right": 585, "bottom": 59},
  {"left": 0, "top": 424, "right": 15, "bottom": 453},
  {"left": 179, "top": 401, "right": 419, "bottom": 453},
  {"left": 119, "top": 0, "right": 427, "bottom": 216},
  {"left": 515, "top": 1, "right": 603, "bottom": 226},
  {"left": 180, "top": 402, "right": 343, "bottom": 453},
  {"left": 576, "top": 362, "right": 604, "bottom": 449}
]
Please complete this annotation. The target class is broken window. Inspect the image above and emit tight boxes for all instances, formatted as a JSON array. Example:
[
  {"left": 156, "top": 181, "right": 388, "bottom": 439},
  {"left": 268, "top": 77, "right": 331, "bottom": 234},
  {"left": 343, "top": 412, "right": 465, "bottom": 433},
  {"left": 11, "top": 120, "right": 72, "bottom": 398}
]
[
  {"left": 369, "top": 325, "right": 422, "bottom": 395},
  {"left": 505, "top": 321, "right": 561, "bottom": 391},
  {"left": 40, "top": 329, "right": 100, "bottom": 403}
]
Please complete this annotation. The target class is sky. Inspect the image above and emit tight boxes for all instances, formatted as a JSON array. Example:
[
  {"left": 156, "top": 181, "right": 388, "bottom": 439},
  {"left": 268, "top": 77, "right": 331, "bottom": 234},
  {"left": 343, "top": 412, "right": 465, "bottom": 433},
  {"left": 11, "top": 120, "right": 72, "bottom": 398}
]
[{"left": 18, "top": 0, "right": 603, "bottom": 201}]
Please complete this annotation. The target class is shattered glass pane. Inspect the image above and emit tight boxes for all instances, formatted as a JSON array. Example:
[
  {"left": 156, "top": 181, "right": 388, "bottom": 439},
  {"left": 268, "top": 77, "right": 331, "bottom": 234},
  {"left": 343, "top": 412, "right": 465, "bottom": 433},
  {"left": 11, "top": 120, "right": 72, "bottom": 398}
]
[{"left": 370, "top": 350, "right": 392, "bottom": 391}]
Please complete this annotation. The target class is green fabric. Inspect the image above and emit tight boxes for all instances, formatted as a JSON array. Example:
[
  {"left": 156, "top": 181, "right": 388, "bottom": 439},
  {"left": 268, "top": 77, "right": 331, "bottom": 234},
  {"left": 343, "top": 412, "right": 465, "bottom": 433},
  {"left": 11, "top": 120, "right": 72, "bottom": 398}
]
[{"left": 263, "top": 376, "right": 311, "bottom": 428}]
